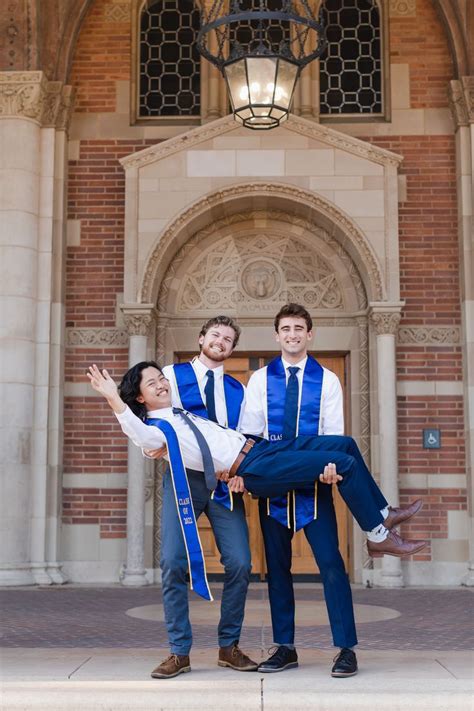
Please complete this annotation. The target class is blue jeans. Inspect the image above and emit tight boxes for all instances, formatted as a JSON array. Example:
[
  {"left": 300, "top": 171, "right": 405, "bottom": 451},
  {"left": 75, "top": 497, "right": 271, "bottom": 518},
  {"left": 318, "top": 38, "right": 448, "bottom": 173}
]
[{"left": 160, "top": 468, "right": 251, "bottom": 655}]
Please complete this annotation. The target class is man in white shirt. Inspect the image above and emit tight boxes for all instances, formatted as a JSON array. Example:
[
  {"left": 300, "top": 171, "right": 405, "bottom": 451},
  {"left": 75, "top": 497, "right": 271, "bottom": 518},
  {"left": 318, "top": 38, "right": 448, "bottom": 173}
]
[
  {"left": 88, "top": 359, "right": 426, "bottom": 680},
  {"left": 240, "top": 303, "right": 423, "bottom": 677},
  {"left": 146, "top": 317, "right": 257, "bottom": 678}
]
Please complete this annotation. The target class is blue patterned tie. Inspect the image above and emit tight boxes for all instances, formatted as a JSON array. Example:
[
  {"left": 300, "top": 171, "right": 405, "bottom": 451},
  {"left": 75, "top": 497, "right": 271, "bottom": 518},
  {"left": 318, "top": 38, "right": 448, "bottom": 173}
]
[
  {"left": 204, "top": 369, "right": 218, "bottom": 423},
  {"left": 172, "top": 408, "right": 216, "bottom": 491},
  {"left": 282, "top": 366, "right": 300, "bottom": 440}
]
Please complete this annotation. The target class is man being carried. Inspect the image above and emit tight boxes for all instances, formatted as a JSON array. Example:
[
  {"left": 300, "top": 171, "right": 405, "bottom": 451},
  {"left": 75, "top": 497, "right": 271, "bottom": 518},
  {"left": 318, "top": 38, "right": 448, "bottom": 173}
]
[{"left": 87, "top": 362, "right": 426, "bottom": 672}]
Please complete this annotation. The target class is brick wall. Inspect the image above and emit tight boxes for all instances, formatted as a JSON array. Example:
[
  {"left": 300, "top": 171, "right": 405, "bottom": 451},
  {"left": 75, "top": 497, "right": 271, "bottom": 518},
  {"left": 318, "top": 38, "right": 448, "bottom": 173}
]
[
  {"left": 64, "top": 0, "right": 466, "bottom": 557},
  {"left": 63, "top": 488, "right": 127, "bottom": 538}
]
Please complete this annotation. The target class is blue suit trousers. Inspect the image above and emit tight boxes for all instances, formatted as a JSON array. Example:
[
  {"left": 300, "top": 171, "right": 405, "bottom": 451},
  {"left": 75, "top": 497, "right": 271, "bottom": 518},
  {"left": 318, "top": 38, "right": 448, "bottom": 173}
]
[
  {"left": 240, "top": 435, "right": 388, "bottom": 532},
  {"left": 160, "top": 468, "right": 251, "bottom": 655}
]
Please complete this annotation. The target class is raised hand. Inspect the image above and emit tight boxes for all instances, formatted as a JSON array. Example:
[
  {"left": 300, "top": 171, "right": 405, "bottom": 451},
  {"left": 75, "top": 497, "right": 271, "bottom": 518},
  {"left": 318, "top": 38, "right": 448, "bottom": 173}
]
[{"left": 87, "top": 364, "right": 125, "bottom": 414}]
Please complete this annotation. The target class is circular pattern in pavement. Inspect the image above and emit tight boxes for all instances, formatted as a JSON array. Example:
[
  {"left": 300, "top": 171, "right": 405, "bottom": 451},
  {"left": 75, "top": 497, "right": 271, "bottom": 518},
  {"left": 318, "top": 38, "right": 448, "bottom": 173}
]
[{"left": 126, "top": 600, "right": 400, "bottom": 626}]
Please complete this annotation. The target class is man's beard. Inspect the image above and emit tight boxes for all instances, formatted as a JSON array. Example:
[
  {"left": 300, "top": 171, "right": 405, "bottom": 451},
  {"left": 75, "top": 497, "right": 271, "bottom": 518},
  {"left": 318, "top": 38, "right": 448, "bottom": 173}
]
[{"left": 201, "top": 343, "right": 228, "bottom": 362}]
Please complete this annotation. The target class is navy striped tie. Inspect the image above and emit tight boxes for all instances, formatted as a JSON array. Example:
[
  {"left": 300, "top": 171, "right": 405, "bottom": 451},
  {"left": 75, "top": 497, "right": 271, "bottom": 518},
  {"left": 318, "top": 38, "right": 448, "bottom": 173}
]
[{"left": 282, "top": 366, "right": 300, "bottom": 440}]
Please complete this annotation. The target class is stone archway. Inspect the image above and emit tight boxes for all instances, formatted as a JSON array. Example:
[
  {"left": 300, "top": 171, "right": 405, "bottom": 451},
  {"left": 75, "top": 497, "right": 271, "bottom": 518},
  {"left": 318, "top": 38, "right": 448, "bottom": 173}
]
[{"left": 149, "top": 204, "right": 375, "bottom": 580}]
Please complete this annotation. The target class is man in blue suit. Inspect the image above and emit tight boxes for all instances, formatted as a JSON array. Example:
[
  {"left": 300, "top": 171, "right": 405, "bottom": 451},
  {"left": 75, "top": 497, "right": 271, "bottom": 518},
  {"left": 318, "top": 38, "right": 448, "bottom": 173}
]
[{"left": 240, "top": 303, "right": 422, "bottom": 677}]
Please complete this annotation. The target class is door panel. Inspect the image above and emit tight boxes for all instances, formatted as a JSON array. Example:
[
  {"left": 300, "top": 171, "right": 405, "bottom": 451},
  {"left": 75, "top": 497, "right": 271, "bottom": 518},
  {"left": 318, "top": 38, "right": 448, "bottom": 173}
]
[{"left": 176, "top": 353, "right": 350, "bottom": 578}]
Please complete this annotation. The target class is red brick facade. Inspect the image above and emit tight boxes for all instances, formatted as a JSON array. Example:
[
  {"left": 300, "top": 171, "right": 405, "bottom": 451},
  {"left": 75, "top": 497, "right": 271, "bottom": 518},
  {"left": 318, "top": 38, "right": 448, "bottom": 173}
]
[{"left": 64, "top": 0, "right": 466, "bottom": 562}]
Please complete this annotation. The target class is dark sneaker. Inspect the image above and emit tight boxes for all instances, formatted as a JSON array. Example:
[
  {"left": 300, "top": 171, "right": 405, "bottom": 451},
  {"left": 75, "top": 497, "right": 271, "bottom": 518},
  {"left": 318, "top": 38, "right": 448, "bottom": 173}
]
[
  {"left": 258, "top": 646, "right": 298, "bottom": 673},
  {"left": 150, "top": 654, "right": 191, "bottom": 679},
  {"left": 331, "top": 648, "right": 358, "bottom": 677},
  {"left": 218, "top": 643, "right": 258, "bottom": 671}
]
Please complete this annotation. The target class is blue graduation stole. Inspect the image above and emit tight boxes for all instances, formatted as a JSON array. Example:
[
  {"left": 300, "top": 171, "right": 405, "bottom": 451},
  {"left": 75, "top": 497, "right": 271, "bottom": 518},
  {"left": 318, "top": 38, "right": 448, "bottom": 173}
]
[
  {"left": 146, "top": 416, "right": 213, "bottom": 602},
  {"left": 266, "top": 355, "right": 324, "bottom": 531},
  {"left": 173, "top": 362, "right": 245, "bottom": 511}
]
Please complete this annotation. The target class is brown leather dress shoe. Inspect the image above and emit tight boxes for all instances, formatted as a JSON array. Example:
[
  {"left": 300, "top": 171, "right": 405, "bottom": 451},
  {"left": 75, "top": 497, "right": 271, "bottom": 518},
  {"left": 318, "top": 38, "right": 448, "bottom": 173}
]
[
  {"left": 367, "top": 530, "right": 427, "bottom": 558},
  {"left": 384, "top": 499, "right": 423, "bottom": 529},
  {"left": 150, "top": 654, "right": 191, "bottom": 679},
  {"left": 218, "top": 643, "right": 259, "bottom": 671}
]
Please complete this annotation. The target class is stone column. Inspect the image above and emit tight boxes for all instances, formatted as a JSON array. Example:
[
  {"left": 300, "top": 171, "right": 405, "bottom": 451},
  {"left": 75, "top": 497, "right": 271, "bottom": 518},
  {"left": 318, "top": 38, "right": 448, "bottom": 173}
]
[
  {"left": 0, "top": 72, "right": 73, "bottom": 585},
  {"left": 370, "top": 304, "right": 403, "bottom": 588},
  {"left": 120, "top": 304, "right": 156, "bottom": 586},
  {"left": 449, "top": 78, "right": 474, "bottom": 585}
]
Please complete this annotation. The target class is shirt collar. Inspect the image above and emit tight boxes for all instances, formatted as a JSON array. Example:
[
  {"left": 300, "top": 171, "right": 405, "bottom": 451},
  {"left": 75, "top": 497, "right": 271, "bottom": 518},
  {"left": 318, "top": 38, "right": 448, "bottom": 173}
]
[
  {"left": 192, "top": 356, "right": 224, "bottom": 379},
  {"left": 281, "top": 355, "right": 308, "bottom": 372},
  {"left": 146, "top": 407, "right": 173, "bottom": 418}
]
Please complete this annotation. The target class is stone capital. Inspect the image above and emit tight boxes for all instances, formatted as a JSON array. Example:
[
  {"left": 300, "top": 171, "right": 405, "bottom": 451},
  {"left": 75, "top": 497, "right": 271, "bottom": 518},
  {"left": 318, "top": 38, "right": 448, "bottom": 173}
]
[
  {"left": 369, "top": 303, "right": 404, "bottom": 336},
  {"left": 448, "top": 77, "right": 474, "bottom": 129},
  {"left": 121, "top": 304, "right": 157, "bottom": 337},
  {"left": 0, "top": 71, "right": 75, "bottom": 129}
]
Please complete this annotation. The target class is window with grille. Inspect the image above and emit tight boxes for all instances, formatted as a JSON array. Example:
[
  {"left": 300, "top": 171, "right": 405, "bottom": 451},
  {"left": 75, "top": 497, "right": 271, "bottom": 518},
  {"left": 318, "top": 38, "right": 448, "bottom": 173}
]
[
  {"left": 319, "top": 0, "right": 383, "bottom": 116},
  {"left": 139, "top": 0, "right": 200, "bottom": 117}
]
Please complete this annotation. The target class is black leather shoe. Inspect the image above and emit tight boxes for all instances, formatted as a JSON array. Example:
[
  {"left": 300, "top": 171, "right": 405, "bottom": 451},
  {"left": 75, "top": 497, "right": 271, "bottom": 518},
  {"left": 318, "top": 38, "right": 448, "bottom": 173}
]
[
  {"left": 331, "top": 648, "right": 358, "bottom": 677},
  {"left": 258, "top": 646, "right": 298, "bottom": 673}
]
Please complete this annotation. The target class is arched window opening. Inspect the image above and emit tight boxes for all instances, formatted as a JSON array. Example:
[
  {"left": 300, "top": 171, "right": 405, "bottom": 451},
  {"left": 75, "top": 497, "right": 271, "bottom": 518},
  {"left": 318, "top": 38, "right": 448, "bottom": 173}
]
[
  {"left": 139, "top": 0, "right": 201, "bottom": 117},
  {"left": 319, "top": 0, "right": 383, "bottom": 116}
]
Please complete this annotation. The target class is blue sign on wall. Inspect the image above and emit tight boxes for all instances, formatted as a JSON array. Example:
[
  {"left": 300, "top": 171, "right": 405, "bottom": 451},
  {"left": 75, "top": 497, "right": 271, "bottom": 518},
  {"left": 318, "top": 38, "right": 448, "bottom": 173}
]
[{"left": 423, "top": 429, "right": 441, "bottom": 449}]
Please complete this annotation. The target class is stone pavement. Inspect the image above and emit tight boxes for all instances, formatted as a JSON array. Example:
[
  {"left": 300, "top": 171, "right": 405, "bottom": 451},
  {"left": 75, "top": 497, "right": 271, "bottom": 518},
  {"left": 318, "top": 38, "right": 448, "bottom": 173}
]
[{"left": 1, "top": 583, "right": 473, "bottom": 710}]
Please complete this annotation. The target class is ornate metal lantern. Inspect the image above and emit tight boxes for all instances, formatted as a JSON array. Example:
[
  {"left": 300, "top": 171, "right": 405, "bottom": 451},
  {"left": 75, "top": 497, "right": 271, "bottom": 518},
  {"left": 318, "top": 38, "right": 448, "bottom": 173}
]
[{"left": 197, "top": 0, "right": 327, "bottom": 130}]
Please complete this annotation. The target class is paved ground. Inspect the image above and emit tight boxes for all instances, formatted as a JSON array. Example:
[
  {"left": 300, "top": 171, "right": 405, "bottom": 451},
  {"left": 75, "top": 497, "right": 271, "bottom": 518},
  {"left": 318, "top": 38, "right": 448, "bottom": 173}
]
[{"left": 1, "top": 583, "right": 473, "bottom": 710}]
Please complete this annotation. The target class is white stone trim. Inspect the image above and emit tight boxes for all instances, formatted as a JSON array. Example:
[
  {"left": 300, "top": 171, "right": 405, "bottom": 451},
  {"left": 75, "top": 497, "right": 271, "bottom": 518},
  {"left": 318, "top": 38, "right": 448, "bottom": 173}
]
[
  {"left": 399, "top": 474, "right": 467, "bottom": 489},
  {"left": 396, "top": 381, "right": 465, "bottom": 396},
  {"left": 119, "top": 114, "right": 402, "bottom": 170},
  {"left": 62, "top": 473, "right": 128, "bottom": 488}
]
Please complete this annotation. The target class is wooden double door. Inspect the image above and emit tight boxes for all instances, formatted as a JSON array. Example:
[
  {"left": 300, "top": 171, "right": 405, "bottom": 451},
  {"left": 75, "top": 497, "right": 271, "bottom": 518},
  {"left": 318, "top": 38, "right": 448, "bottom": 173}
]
[{"left": 177, "top": 352, "right": 350, "bottom": 579}]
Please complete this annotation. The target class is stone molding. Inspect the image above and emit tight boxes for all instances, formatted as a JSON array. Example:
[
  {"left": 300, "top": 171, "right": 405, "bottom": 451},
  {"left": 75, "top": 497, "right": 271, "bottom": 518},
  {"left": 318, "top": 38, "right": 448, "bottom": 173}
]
[
  {"left": 449, "top": 77, "right": 474, "bottom": 128},
  {"left": 398, "top": 326, "right": 461, "bottom": 345},
  {"left": 119, "top": 113, "right": 402, "bottom": 171},
  {"left": 141, "top": 182, "right": 384, "bottom": 304},
  {"left": 121, "top": 304, "right": 157, "bottom": 336},
  {"left": 66, "top": 328, "right": 128, "bottom": 347},
  {"left": 370, "top": 311, "right": 402, "bottom": 335},
  {"left": 157, "top": 210, "right": 366, "bottom": 316},
  {"left": 105, "top": 3, "right": 130, "bottom": 22},
  {"left": 0, "top": 71, "right": 75, "bottom": 129},
  {"left": 389, "top": 0, "right": 416, "bottom": 17}
]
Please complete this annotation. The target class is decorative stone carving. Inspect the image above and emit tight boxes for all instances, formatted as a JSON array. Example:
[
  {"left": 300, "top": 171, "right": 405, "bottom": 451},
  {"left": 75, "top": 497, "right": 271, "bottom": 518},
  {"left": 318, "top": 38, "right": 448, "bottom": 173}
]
[
  {"left": 398, "top": 326, "right": 461, "bottom": 345},
  {"left": 123, "top": 313, "right": 155, "bottom": 337},
  {"left": 0, "top": 71, "right": 44, "bottom": 119},
  {"left": 370, "top": 312, "right": 401, "bottom": 336},
  {"left": 142, "top": 184, "right": 383, "bottom": 304},
  {"left": 67, "top": 328, "right": 128, "bottom": 347},
  {"left": 176, "top": 231, "right": 345, "bottom": 313},
  {"left": 105, "top": 3, "right": 130, "bottom": 22},
  {"left": 120, "top": 113, "right": 402, "bottom": 171},
  {"left": 356, "top": 316, "right": 371, "bottom": 464},
  {"left": 0, "top": 71, "right": 75, "bottom": 129},
  {"left": 449, "top": 78, "right": 474, "bottom": 128},
  {"left": 389, "top": 0, "right": 416, "bottom": 17}
]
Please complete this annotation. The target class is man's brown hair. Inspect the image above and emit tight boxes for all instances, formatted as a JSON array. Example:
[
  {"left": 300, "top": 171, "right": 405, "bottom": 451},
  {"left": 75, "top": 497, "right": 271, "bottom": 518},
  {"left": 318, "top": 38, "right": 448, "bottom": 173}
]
[
  {"left": 274, "top": 303, "right": 313, "bottom": 332},
  {"left": 199, "top": 315, "right": 241, "bottom": 348}
]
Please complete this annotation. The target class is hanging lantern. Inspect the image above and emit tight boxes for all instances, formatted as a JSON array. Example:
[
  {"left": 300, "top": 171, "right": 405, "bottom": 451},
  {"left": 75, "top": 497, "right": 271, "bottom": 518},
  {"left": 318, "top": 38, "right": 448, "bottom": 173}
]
[{"left": 197, "top": 0, "right": 327, "bottom": 130}]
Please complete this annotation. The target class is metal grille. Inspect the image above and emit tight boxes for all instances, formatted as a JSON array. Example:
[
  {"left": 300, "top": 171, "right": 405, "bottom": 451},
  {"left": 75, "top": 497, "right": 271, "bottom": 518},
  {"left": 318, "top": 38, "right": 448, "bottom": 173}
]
[
  {"left": 229, "top": 0, "right": 291, "bottom": 54},
  {"left": 139, "top": 0, "right": 201, "bottom": 117},
  {"left": 319, "top": 0, "right": 382, "bottom": 115}
]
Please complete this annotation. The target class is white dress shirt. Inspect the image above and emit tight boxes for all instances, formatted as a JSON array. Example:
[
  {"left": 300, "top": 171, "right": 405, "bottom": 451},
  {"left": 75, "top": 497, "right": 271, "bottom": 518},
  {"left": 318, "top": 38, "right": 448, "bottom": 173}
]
[
  {"left": 116, "top": 406, "right": 246, "bottom": 473},
  {"left": 162, "top": 357, "right": 240, "bottom": 427},
  {"left": 240, "top": 355, "right": 344, "bottom": 438}
]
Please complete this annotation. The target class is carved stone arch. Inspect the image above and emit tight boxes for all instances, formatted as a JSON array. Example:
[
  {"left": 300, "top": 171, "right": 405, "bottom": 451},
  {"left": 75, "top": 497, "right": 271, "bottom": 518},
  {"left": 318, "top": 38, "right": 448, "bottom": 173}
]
[
  {"left": 157, "top": 210, "right": 367, "bottom": 317},
  {"left": 139, "top": 182, "right": 385, "bottom": 307}
]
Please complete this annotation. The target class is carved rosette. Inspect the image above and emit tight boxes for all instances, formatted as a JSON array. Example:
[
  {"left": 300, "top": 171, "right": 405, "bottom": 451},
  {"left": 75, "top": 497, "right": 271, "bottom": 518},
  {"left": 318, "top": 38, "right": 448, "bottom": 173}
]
[
  {"left": 0, "top": 71, "right": 75, "bottom": 129},
  {"left": 449, "top": 78, "right": 474, "bottom": 129},
  {"left": 370, "top": 311, "right": 401, "bottom": 336}
]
